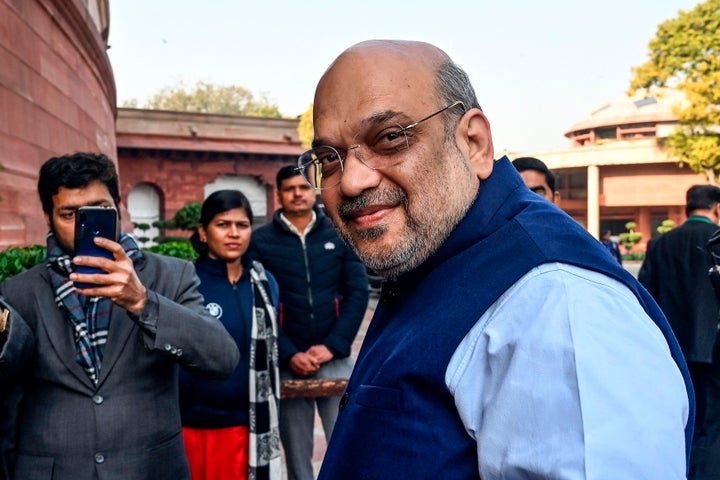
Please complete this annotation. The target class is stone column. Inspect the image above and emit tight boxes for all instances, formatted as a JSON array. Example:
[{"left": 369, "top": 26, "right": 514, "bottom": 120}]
[{"left": 587, "top": 165, "right": 600, "bottom": 239}]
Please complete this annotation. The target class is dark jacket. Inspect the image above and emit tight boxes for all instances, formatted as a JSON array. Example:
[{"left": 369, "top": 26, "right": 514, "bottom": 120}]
[
  {"left": 0, "top": 252, "right": 240, "bottom": 480},
  {"left": 319, "top": 157, "right": 694, "bottom": 479},
  {"left": 639, "top": 217, "right": 720, "bottom": 363},
  {"left": 602, "top": 238, "right": 623, "bottom": 264},
  {"left": 179, "top": 256, "right": 279, "bottom": 428},
  {"left": 247, "top": 208, "right": 368, "bottom": 365}
]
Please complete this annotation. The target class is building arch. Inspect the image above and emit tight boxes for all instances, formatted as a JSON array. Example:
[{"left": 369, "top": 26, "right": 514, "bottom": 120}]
[
  {"left": 127, "top": 183, "right": 163, "bottom": 247},
  {"left": 204, "top": 175, "right": 268, "bottom": 225}
]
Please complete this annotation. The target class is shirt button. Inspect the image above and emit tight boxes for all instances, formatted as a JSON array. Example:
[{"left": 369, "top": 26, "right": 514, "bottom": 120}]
[
  {"left": 176, "top": 348, "right": 183, "bottom": 356},
  {"left": 164, "top": 344, "right": 172, "bottom": 351},
  {"left": 95, "top": 453, "right": 105, "bottom": 464},
  {"left": 92, "top": 395, "right": 104, "bottom": 405},
  {"left": 339, "top": 392, "right": 350, "bottom": 410}
]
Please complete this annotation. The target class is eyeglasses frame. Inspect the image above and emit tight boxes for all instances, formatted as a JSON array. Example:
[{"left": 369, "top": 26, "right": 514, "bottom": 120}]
[{"left": 297, "top": 100, "right": 467, "bottom": 190}]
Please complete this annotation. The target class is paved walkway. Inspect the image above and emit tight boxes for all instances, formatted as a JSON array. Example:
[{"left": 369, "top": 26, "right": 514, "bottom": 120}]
[{"left": 624, "top": 260, "right": 641, "bottom": 279}]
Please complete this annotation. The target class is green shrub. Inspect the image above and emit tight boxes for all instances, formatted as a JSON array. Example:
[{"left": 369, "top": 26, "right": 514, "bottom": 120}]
[
  {"left": 0, "top": 240, "right": 199, "bottom": 282},
  {"left": 621, "top": 251, "right": 646, "bottom": 261},
  {"left": 0, "top": 245, "right": 47, "bottom": 282},
  {"left": 657, "top": 219, "right": 676, "bottom": 234},
  {"left": 619, "top": 221, "right": 643, "bottom": 255},
  {"left": 154, "top": 202, "right": 202, "bottom": 231},
  {"left": 144, "top": 241, "right": 198, "bottom": 261}
]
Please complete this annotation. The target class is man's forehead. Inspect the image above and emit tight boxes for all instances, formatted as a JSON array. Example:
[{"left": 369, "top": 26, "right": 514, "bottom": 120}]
[
  {"left": 51, "top": 182, "right": 114, "bottom": 207},
  {"left": 519, "top": 170, "right": 550, "bottom": 187},
  {"left": 319, "top": 44, "right": 437, "bottom": 92},
  {"left": 314, "top": 54, "right": 438, "bottom": 143}
]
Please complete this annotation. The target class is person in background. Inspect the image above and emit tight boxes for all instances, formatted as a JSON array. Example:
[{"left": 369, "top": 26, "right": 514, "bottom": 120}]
[
  {"left": 180, "top": 189, "right": 281, "bottom": 480},
  {"left": 246, "top": 165, "right": 368, "bottom": 480},
  {"left": 0, "top": 298, "right": 30, "bottom": 480},
  {"left": 300, "top": 39, "right": 693, "bottom": 479},
  {"left": 512, "top": 156, "right": 560, "bottom": 204},
  {"left": 601, "top": 229, "right": 623, "bottom": 265},
  {"left": 0, "top": 152, "right": 239, "bottom": 480},
  {"left": 639, "top": 184, "right": 720, "bottom": 479}
]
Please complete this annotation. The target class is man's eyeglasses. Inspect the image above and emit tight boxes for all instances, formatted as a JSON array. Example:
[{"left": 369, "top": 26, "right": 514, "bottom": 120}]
[{"left": 297, "top": 101, "right": 466, "bottom": 190}]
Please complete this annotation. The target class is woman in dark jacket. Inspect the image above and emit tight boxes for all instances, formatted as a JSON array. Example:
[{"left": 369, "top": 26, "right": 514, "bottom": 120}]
[{"left": 180, "top": 190, "right": 281, "bottom": 480}]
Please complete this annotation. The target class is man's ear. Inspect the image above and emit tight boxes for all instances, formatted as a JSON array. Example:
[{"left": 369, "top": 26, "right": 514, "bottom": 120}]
[
  {"left": 458, "top": 109, "right": 494, "bottom": 180},
  {"left": 44, "top": 212, "right": 51, "bottom": 228}
]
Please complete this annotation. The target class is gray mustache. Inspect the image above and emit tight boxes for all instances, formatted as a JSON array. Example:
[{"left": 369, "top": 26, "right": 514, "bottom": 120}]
[{"left": 338, "top": 188, "right": 408, "bottom": 221}]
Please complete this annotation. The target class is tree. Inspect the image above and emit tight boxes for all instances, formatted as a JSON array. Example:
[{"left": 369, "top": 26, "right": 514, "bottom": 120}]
[
  {"left": 298, "top": 104, "right": 313, "bottom": 148},
  {"left": 121, "top": 80, "right": 282, "bottom": 117},
  {"left": 657, "top": 219, "right": 676, "bottom": 234},
  {"left": 619, "top": 221, "right": 643, "bottom": 255},
  {"left": 629, "top": 0, "right": 720, "bottom": 183}
]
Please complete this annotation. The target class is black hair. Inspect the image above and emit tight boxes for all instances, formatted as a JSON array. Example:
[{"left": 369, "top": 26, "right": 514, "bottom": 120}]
[
  {"left": 38, "top": 152, "right": 121, "bottom": 216},
  {"left": 511, "top": 156, "right": 556, "bottom": 193},
  {"left": 276, "top": 164, "right": 302, "bottom": 189},
  {"left": 190, "top": 189, "right": 254, "bottom": 255},
  {"left": 686, "top": 184, "right": 720, "bottom": 216}
]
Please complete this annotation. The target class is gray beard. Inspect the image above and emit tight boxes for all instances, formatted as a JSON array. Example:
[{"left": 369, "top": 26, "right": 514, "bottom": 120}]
[{"left": 336, "top": 185, "right": 471, "bottom": 279}]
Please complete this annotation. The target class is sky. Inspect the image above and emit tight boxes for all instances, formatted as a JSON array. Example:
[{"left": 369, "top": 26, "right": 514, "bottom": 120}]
[{"left": 107, "top": 0, "right": 701, "bottom": 154}]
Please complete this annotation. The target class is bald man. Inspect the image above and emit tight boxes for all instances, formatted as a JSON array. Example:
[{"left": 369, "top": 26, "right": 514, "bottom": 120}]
[{"left": 296, "top": 39, "right": 693, "bottom": 479}]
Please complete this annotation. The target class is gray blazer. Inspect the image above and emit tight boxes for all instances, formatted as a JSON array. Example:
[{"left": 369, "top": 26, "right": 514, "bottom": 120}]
[{"left": 0, "top": 252, "right": 240, "bottom": 480}]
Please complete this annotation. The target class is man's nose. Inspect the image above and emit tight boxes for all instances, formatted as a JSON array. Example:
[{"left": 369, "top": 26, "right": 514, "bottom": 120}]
[{"left": 338, "top": 147, "right": 382, "bottom": 197}]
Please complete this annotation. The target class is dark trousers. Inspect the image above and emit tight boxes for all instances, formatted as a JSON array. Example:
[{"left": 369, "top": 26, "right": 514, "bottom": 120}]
[{"left": 689, "top": 360, "right": 720, "bottom": 479}]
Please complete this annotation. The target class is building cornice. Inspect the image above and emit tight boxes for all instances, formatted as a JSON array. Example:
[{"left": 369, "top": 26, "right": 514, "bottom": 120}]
[{"left": 522, "top": 139, "right": 677, "bottom": 169}]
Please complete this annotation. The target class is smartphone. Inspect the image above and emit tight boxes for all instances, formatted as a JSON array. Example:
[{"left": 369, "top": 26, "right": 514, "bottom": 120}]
[{"left": 73, "top": 206, "right": 118, "bottom": 289}]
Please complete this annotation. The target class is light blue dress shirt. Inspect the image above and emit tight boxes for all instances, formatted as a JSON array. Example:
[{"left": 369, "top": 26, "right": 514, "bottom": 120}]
[{"left": 447, "top": 263, "right": 689, "bottom": 479}]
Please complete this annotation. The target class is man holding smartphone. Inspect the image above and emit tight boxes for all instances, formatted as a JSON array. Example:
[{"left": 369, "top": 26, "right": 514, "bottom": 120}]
[{"left": 0, "top": 152, "right": 240, "bottom": 480}]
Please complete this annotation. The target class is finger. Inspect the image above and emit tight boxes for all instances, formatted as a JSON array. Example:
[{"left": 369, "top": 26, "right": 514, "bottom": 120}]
[
  {"left": 93, "top": 237, "right": 128, "bottom": 260},
  {"left": 70, "top": 271, "right": 113, "bottom": 289},
  {"left": 72, "top": 254, "right": 115, "bottom": 271}
]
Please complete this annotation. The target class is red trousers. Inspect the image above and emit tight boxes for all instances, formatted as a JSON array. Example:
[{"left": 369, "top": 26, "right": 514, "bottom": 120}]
[{"left": 182, "top": 425, "right": 249, "bottom": 480}]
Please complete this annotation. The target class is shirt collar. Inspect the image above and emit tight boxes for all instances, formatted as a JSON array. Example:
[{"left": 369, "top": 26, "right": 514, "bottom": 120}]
[{"left": 280, "top": 210, "right": 316, "bottom": 238}]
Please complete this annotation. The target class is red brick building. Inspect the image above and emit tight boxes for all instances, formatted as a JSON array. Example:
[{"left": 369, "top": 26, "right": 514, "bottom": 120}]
[
  {"left": 116, "top": 108, "right": 303, "bottom": 245},
  {"left": 0, "top": 0, "right": 115, "bottom": 248},
  {"left": 0, "top": 1, "right": 712, "bottom": 256},
  {"left": 513, "top": 88, "right": 708, "bottom": 250},
  {"left": 0, "top": 0, "right": 303, "bottom": 250}
]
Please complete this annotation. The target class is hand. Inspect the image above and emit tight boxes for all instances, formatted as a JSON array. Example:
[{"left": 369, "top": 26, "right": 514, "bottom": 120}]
[
  {"left": 70, "top": 237, "right": 148, "bottom": 314},
  {"left": 289, "top": 351, "right": 320, "bottom": 377},
  {"left": 307, "top": 344, "right": 334, "bottom": 365}
]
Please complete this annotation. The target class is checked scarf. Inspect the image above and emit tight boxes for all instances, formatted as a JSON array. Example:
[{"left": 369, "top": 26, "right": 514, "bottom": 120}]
[
  {"left": 46, "top": 232, "right": 142, "bottom": 386},
  {"left": 248, "top": 261, "right": 281, "bottom": 480}
]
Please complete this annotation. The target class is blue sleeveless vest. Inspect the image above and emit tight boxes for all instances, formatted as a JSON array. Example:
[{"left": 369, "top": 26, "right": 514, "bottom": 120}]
[{"left": 318, "top": 157, "right": 694, "bottom": 479}]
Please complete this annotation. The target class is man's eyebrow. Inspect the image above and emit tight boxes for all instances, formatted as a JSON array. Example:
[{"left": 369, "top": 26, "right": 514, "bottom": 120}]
[
  {"left": 312, "top": 110, "right": 406, "bottom": 148},
  {"left": 57, "top": 200, "right": 111, "bottom": 212},
  {"left": 359, "top": 110, "right": 404, "bottom": 128}
]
